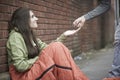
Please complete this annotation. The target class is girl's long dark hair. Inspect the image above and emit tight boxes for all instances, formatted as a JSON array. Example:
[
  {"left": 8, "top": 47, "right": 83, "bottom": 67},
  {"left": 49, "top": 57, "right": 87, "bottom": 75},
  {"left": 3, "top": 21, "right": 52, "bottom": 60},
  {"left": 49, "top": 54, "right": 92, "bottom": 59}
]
[{"left": 8, "top": 7, "right": 40, "bottom": 58}]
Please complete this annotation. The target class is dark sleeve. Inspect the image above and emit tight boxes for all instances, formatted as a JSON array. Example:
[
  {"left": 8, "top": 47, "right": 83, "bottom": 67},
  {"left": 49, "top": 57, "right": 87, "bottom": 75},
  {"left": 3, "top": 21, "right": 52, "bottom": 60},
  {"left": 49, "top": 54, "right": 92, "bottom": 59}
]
[{"left": 83, "top": 0, "right": 111, "bottom": 20}]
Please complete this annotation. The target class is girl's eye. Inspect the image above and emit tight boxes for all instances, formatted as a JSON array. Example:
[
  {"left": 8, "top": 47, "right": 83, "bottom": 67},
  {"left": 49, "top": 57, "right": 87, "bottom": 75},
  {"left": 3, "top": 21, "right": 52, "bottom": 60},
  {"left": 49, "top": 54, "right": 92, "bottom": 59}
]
[{"left": 32, "top": 15, "right": 35, "bottom": 18}]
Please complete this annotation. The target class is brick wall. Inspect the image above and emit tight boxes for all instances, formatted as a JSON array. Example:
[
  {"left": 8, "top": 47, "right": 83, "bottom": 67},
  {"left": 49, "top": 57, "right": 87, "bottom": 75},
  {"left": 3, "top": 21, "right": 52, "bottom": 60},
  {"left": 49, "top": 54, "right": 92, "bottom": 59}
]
[{"left": 0, "top": 0, "right": 114, "bottom": 79}]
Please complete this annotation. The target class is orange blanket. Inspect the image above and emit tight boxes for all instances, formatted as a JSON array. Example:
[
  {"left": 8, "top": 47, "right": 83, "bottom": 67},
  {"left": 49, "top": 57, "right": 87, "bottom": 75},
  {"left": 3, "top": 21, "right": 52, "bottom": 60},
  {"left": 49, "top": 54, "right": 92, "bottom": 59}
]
[{"left": 9, "top": 42, "right": 89, "bottom": 80}]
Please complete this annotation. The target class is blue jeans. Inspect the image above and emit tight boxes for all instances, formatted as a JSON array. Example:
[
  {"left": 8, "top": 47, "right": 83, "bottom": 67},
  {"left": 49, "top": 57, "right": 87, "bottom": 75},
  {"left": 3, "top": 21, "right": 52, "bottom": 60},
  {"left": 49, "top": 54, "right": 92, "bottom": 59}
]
[{"left": 109, "top": 40, "right": 120, "bottom": 77}]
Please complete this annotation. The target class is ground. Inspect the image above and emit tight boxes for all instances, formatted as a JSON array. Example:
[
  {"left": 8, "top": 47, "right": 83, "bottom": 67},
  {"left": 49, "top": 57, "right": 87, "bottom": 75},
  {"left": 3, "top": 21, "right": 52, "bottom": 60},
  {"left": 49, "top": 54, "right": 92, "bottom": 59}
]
[{"left": 74, "top": 47, "right": 114, "bottom": 80}]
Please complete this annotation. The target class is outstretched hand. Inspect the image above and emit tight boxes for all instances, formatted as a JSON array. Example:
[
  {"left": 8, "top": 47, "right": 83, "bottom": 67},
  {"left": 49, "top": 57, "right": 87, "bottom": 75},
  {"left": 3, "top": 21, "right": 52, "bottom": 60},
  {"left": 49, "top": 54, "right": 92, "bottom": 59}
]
[
  {"left": 73, "top": 16, "right": 86, "bottom": 27},
  {"left": 63, "top": 26, "right": 82, "bottom": 36}
]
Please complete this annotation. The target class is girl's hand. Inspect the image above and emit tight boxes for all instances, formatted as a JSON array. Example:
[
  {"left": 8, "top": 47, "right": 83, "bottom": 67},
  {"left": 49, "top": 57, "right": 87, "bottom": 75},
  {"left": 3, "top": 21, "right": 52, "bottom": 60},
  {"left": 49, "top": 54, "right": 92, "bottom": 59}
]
[{"left": 63, "top": 26, "right": 82, "bottom": 36}]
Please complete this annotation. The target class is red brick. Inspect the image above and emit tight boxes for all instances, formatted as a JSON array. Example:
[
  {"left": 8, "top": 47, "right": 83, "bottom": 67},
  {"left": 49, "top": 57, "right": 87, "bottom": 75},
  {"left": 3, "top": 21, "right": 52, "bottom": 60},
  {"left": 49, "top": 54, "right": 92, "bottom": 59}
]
[
  {"left": 0, "top": 30, "right": 8, "bottom": 38},
  {"left": 0, "top": 47, "right": 6, "bottom": 56},
  {"left": 0, "top": 64, "right": 8, "bottom": 73},
  {"left": 0, "top": 4, "right": 16, "bottom": 13},
  {"left": 0, "top": 22, "right": 8, "bottom": 30},
  {"left": 0, "top": 13, "right": 10, "bottom": 21},
  {"left": 0, "top": 56, "right": 7, "bottom": 64},
  {"left": 0, "top": 39, "right": 7, "bottom": 47}
]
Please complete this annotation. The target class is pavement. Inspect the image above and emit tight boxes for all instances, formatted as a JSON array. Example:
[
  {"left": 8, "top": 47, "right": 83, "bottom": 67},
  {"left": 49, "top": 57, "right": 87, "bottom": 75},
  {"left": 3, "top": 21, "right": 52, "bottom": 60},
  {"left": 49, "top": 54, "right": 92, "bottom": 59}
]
[{"left": 74, "top": 47, "right": 114, "bottom": 80}]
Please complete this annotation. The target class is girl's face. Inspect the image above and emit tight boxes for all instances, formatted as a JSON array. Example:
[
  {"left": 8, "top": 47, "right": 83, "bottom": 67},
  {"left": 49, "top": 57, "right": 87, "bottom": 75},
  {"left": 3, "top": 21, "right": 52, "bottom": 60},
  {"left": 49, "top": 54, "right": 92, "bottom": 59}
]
[{"left": 29, "top": 11, "right": 38, "bottom": 28}]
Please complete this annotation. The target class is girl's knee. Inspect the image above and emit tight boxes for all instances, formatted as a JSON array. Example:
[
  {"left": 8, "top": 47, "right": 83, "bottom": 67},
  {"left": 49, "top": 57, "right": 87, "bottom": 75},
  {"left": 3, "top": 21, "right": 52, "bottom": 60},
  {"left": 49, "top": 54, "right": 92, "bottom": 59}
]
[
  {"left": 49, "top": 42, "right": 63, "bottom": 47},
  {"left": 47, "top": 42, "right": 65, "bottom": 51}
]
